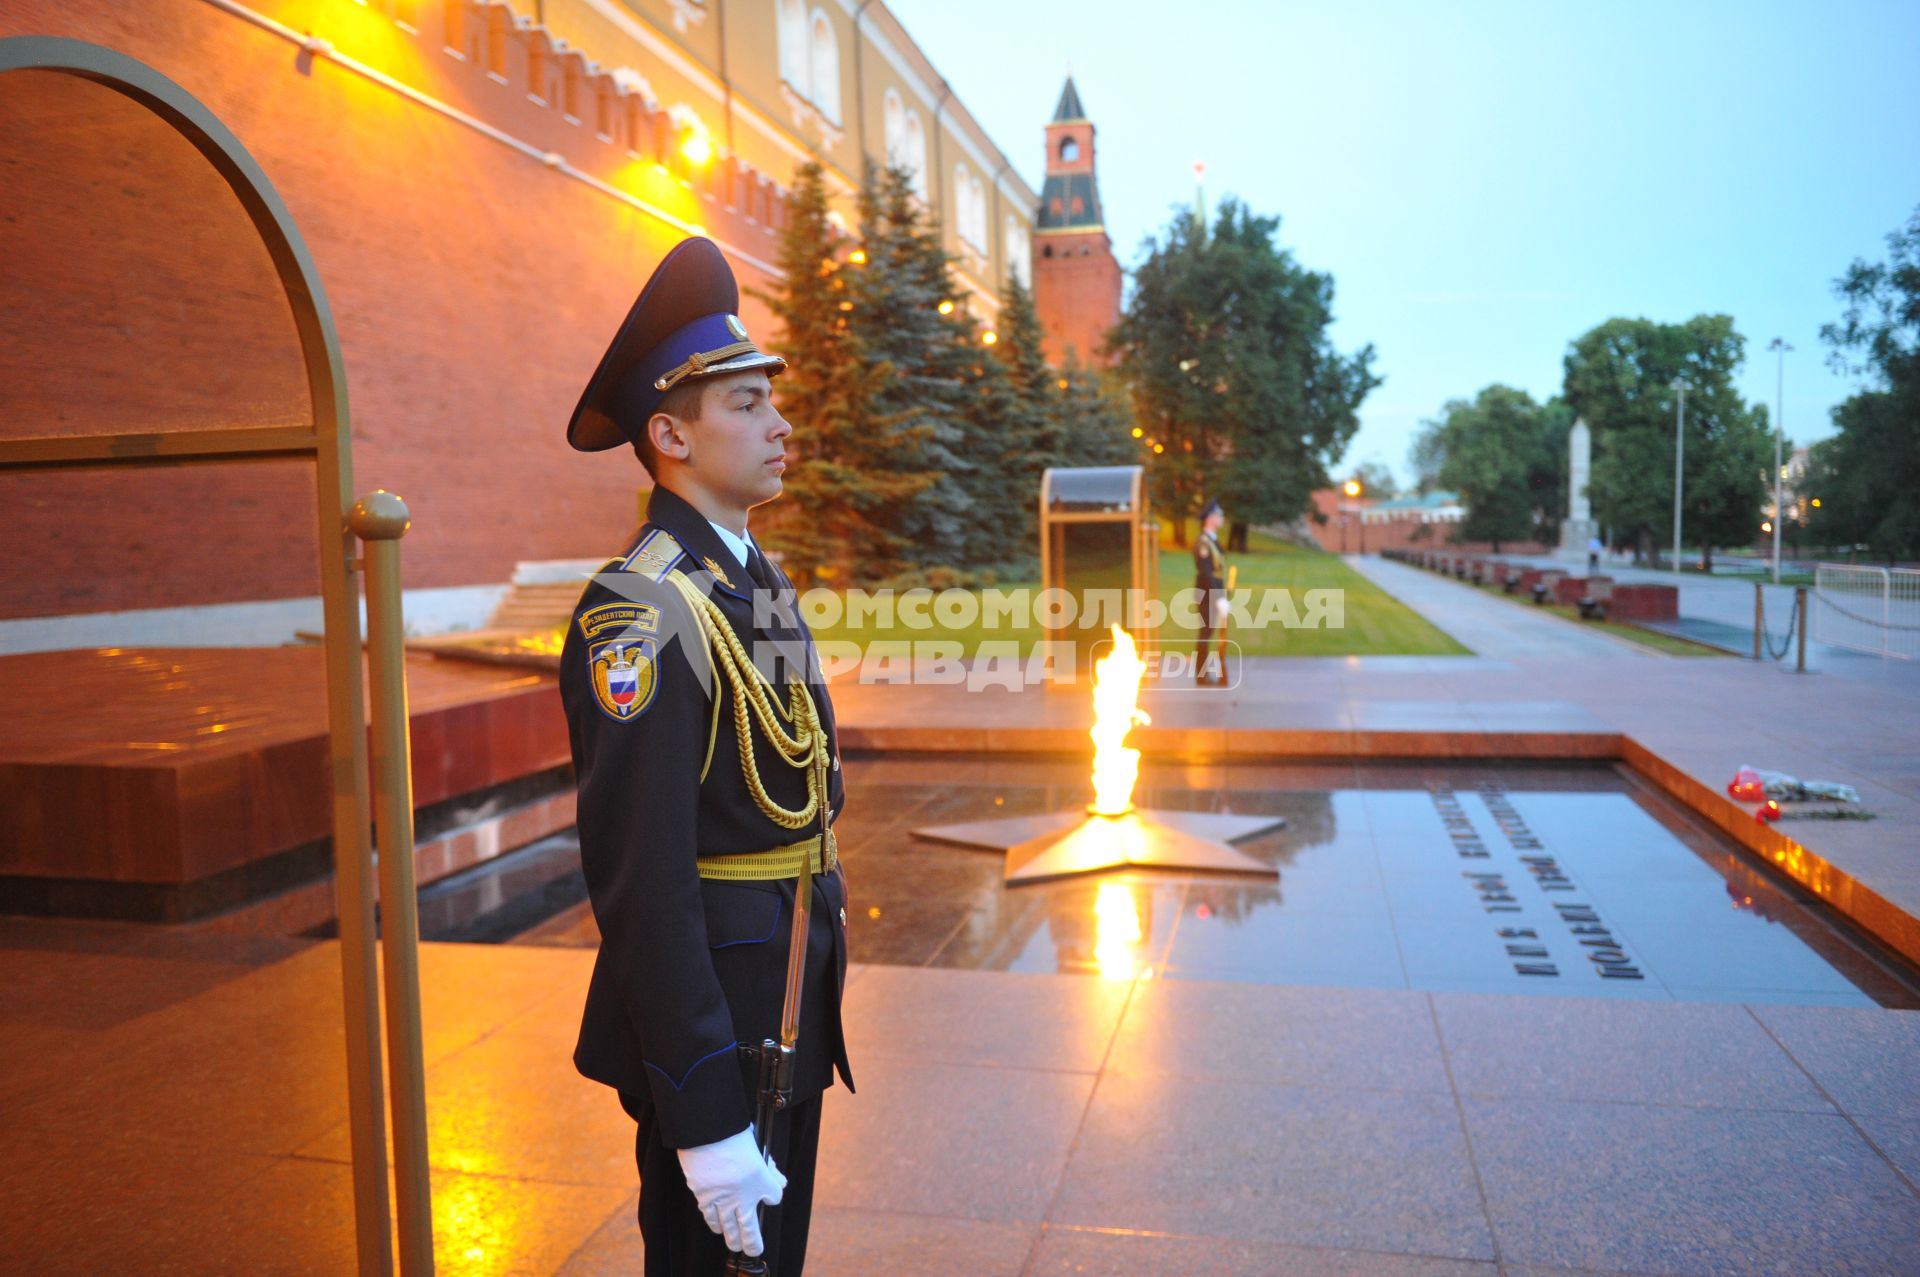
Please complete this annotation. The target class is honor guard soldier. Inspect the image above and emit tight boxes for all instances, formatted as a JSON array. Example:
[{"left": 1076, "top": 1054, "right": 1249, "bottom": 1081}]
[
  {"left": 561, "top": 237, "right": 850, "bottom": 1276},
  {"left": 1194, "top": 500, "right": 1229, "bottom": 686}
]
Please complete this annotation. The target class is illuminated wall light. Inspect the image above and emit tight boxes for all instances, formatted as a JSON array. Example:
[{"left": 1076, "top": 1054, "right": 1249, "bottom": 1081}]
[
  {"left": 838, "top": 301, "right": 853, "bottom": 311},
  {"left": 849, "top": 249, "right": 867, "bottom": 264},
  {"left": 1130, "top": 427, "right": 1143, "bottom": 438},
  {"left": 981, "top": 330, "right": 998, "bottom": 345},
  {"left": 679, "top": 130, "right": 713, "bottom": 166},
  {"left": 1152, "top": 443, "right": 1164, "bottom": 454},
  {"left": 937, "top": 299, "right": 955, "bottom": 315}
]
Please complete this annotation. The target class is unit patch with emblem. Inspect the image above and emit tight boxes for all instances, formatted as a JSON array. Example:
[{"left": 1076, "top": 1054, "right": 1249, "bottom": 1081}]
[{"left": 579, "top": 601, "right": 662, "bottom": 722}]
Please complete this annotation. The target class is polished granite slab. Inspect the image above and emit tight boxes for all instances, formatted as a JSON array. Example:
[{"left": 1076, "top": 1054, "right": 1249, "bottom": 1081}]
[
  {"left": 0, "top": 647, "right": 568, "bottom": 900},
  {"left": 4, "top": 924, "right": 1916, "bottom": 1274},
  {"left": 483, "top": 756, "right": 1918, "bottom": 1010}
]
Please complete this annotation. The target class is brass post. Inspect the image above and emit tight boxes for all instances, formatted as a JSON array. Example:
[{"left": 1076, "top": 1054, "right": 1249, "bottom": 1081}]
[
  {"left": 1796, "top": 585, "right": 1808, "bottom": 674},
  {"left": 348, "top": 491, "right": 436, "bottom": 1276},
  {"left": 1753, "top": 582, "right": 1763, "bottom": 661}
]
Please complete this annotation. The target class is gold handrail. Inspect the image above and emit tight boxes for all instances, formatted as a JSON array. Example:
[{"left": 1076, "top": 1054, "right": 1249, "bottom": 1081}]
[{"left": 349, "top": 491, "right": 436, "bottom": 1276}]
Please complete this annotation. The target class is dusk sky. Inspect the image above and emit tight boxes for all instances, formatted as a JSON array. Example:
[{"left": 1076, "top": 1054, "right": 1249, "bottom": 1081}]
[{"left": 887, "top": 0, "right": 1920, "bottom": 488}]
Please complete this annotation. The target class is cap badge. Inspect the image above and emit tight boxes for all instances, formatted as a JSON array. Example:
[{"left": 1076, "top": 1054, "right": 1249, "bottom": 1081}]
[{"left": 725, "top": 314, "right": 749, "bottom": 339}]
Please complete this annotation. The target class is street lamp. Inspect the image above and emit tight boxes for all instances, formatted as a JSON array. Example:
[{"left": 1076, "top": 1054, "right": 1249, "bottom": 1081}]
[
  {"left": 1768, "top": 338, "right": 1792, "bottom": 583},
  {"left": 1670, "top": 376, "right": 1688, "bottom": 574}
]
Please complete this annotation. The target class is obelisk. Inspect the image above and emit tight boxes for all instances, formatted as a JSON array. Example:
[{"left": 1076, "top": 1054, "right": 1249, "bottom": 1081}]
[{"left": 1558, "top": 417, "right": 1599, "bottom": 559}]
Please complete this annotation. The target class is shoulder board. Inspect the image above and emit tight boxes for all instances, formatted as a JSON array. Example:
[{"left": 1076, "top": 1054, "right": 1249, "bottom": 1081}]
[{"left": 619, "top": 527, "right": 688, "bottom": 581}]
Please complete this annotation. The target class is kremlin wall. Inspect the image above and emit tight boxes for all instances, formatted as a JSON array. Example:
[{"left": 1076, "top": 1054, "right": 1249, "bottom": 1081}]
[{"left": 0, "top": 1, "right": 1130, "bottom": 636}]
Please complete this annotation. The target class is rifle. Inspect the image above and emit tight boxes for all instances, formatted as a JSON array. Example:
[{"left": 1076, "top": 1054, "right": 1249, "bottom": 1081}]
[{"left": 721, "top": 736, "right": 829, "bottom": 1276}]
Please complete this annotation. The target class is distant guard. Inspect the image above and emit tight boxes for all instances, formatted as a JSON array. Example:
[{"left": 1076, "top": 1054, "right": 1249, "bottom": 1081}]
[
  {"left": 561, "top": 237, "right": 850, "bottom": 1276},
  {"left": 1194, "top": 500, "right": 1229, "bottom": 686}
]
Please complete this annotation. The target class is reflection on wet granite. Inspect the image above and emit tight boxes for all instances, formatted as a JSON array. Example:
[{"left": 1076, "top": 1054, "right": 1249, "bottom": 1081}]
[{"left": 442, "top": 756, "right": 1918, "bottom": 1009}]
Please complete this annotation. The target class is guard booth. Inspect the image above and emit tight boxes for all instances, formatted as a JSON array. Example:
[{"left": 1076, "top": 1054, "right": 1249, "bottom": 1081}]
[
  {"left": 1038, "top": 466, "right": 1159, "bottom": 664},
  {"left": 0, "top": 38, "right": 432, "bottom": 1275}
]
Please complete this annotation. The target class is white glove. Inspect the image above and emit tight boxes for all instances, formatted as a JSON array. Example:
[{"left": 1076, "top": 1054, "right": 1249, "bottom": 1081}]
[
  {"left": 676, "top": 1126, "right": 786, "bottom": 1257},
  {"left": 1213, "top": 595, "right": 1230, "bottom": 623}
]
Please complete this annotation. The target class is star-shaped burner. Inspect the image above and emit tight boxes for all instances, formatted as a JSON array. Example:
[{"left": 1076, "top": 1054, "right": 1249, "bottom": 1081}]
[
  {"left": 913, "top": 806, "right": 1285, "bottom": 885},
  {"left": 919, "top": 625, "right": 1285, "bottom": 884}
]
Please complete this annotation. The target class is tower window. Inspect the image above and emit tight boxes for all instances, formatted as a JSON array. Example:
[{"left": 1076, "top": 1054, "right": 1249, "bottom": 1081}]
[
  {"left": 1042, "top": 244, "right": 1053, "bottom": 258},
  {"left": 1058, "top": 136, "right": 1080, "bottom": 164}
]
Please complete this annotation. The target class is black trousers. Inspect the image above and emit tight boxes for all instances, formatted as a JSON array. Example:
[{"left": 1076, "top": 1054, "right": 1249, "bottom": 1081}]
[
  {"left": 1195, "top": 598, "right": 1227, "bottom": 683},
  {"left": 620, "top": 1090, "right": 823, "bottom": 1277}
]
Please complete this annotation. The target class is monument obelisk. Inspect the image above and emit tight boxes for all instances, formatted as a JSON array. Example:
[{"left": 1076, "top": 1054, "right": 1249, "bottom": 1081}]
[{"left": 1558, "top": 417, "right": 1599, "bottom": 560}]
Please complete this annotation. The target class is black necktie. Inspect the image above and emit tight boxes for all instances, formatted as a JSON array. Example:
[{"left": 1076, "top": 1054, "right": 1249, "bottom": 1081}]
[
  {"left": 746, "top": 546, "right": 800, "bottom": 642},
  {"left": 745, "top": 544, "right": 777, "bottom": 593}
]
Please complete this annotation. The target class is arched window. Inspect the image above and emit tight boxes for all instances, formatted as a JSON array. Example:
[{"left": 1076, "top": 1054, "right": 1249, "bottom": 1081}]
[
  {"left": 902, "top": 111, "right": 927, "bottom": 200},
  {"left": 1058, "top": 136, "right": 1079, "bottom": 164},
  {"left": 883, "top": 88, "right": 904, "bottom": 165},
  {"left": 954, "top": 163, "right": 986, "bottom": 252},
  {"left": 808, "top": 8, "right": 841, "bottom": 125},
  {"left": 1005, "top": 215, "right": 1031, "bottom": 287},
  {"left": 777, "top": 0, "right": 807, "bottom": 94}
]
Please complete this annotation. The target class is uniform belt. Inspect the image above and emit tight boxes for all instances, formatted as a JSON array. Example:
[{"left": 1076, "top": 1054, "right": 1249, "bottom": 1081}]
[{"left": 696, "top": 828, "right": 838, "bottom": 881}]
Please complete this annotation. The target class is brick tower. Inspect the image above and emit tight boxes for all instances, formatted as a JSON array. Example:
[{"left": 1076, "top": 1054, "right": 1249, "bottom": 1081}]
[{"left": 1032, "top": 76, "right": 1122, "bottom": 367}]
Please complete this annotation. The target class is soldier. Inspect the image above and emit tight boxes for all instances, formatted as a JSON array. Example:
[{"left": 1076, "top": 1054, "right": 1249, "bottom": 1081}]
[
  {"left": 1194, "top": 500, "right": 1229, "bottom": 686},
  {"left": 560, "top": 237, "right": 850, "bottom": 1276}
]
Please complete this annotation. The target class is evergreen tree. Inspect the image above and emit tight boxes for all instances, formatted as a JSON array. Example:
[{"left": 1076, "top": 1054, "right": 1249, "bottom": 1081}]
[
  {"left": 965, "top": 275, "right": 1056, "bottom": 569},
  {"left": 754, "top": 161, "right": 933, "bottom": 585},
  {"left": 1053, "top": 355, "right": 1136, "bottom": 469},
  {"left": 849, "top": 162, "right": 979, "bottom": 575}
]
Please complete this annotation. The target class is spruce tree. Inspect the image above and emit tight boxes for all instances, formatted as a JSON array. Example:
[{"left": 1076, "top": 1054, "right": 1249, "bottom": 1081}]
[
  {"left": 849, "top": 161, "right": 979, "bottom": 575},
  {"left": 961, "top": 275, "right": 1055, "bottom": 571},
  {"left": 1054, "top": 355, "right": 1137, "bottom": 469},
  {"left": 754, "top": 161, "right": 932, "bottom": 585}
]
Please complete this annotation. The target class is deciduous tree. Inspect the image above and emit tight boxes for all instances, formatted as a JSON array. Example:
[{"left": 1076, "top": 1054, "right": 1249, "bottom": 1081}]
[
  {"left": 1807, "top": 206, "right": 1920, "bottom": 562},
  {"left": 1564, "top": 315, "right": 1771, "bottom": 568},
  {"left": 1106, "top": 199, "right": 1377, "bottom": 546}
]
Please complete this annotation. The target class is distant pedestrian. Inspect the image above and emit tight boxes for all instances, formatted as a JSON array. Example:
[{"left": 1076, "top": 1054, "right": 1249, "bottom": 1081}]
[{"left": 1586, "top": 536, "right": 1603, "bottom": 576}]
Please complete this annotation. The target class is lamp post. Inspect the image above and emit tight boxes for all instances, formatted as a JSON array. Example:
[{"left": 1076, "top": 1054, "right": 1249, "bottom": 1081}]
[
  {"left": 1670, "top": 376, "right": 1688, "bottom": 574},
  {"left": 1344, "top": 479, "right": 1364, "bottom": 554},
  {"left": 1768, "top": 338, "right": 1792, "bottom": 584}
]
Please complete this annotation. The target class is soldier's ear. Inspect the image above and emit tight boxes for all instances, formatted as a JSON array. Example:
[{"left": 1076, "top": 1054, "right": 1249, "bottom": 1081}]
[{"left": 648, "top": 411, "right": 692, "bottom": 463}]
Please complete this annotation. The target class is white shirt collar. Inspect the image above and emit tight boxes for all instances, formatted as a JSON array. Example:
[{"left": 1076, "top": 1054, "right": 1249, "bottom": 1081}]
[{"left": 706, "top": 519, "right": 756, "bottom": 573}]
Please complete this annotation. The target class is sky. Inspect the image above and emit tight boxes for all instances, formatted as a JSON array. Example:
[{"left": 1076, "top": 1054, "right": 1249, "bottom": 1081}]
[{"left": 885, "top": 0, "right": 1920, "bottom": 488}]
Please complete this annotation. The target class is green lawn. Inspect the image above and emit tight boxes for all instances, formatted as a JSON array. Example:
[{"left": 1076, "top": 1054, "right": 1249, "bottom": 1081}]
[{"left": 803, "top": 531, "right": 1469, "bottom": 659}]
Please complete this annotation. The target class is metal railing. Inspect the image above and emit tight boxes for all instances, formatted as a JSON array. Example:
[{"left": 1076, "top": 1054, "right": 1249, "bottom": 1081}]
[
  {"left": 1813, "top": 564, "right": 1920, "bottom": 660},
  {"left": 0, "top": 38, "right": 434, "bottom": 1275}
]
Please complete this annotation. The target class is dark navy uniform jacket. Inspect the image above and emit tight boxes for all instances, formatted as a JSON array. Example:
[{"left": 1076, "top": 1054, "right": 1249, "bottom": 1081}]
[
  {"left": 560, "top": 484, "right": 851, "bottom": 1150},
  {"left": 1194, "top": 530, "right": 1226, "bottom": 593}
]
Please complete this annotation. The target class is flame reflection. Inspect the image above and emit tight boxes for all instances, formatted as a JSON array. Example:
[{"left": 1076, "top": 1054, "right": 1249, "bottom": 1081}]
[{"left": 1093, "top": 880, "right": 1145, "bottom": 980}]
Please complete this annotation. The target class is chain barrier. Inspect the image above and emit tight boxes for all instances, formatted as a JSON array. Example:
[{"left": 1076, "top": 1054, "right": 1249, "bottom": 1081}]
[
  {"left": 1813, "top": 589, "right": 1920, "bottom": 632},
  {"left": 1756, "top": 589, "right": 1800, "bottom": 661}
]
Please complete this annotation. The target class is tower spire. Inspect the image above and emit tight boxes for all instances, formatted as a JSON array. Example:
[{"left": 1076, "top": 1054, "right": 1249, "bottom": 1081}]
[
  {"left": 1052, "top": 75, "right": 1086, "bottom": 124},
  {"left": 1033, "top": 76, "right": 1121, "bottom": 367}
]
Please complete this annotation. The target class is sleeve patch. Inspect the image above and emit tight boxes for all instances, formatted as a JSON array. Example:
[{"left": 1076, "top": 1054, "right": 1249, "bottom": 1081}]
[
  {"left": 577, "top": 601, "right": 661, "bottom": 641},
  {"left": 587, "top": 634, "right": 659, "bottom": 722}
]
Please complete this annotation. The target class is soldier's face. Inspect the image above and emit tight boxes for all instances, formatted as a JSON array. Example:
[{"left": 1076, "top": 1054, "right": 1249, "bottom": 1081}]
[{"left": 683, "top": 371, "right": 792, "bottom": 509}]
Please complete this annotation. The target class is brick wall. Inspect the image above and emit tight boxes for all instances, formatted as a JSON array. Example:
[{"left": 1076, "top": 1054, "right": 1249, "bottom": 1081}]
[
  {"left": 1033, "top": 229, "right": 1121, "bottom": 367},
  {"left": 0, "top": 0, "right": 792, "bottom": 619}
]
